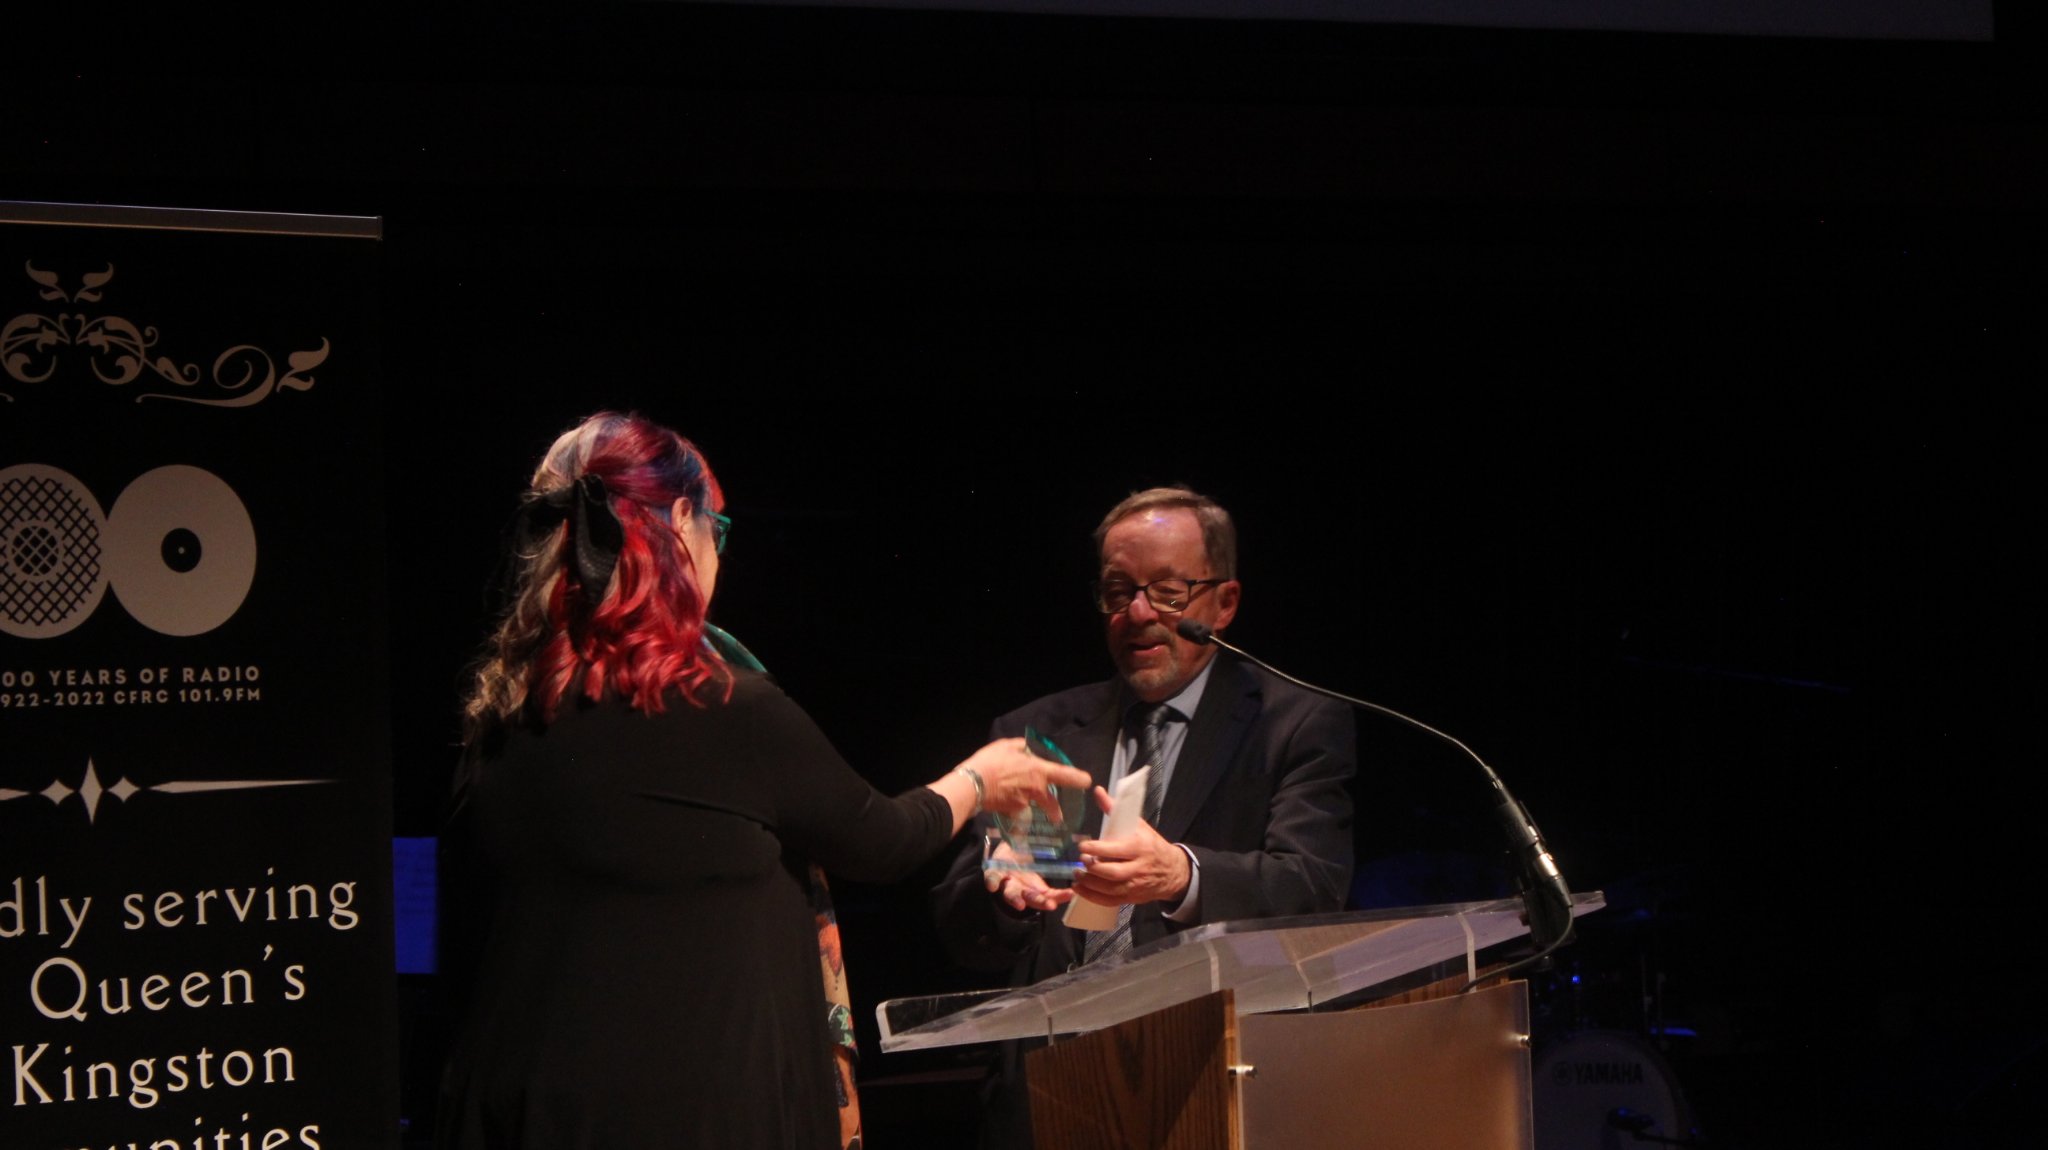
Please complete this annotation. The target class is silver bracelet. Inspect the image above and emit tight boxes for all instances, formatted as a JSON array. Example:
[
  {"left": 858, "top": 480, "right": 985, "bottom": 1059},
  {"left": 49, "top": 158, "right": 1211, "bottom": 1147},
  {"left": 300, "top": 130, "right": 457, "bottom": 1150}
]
[{"left": 955, "top": 766, "right": 986, "bottom": 815}]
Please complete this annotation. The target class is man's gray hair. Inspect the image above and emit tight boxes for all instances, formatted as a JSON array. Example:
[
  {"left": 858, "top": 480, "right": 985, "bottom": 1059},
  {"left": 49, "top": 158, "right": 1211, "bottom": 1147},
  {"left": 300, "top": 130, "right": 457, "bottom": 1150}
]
[{"left": 1094, "top": 485, "right": 1237, "bottom": 580}]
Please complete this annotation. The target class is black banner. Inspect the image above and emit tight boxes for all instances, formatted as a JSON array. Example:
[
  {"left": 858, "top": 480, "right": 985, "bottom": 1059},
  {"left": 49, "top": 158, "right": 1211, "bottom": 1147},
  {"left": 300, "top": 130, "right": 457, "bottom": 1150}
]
[{"left": 1, "top": 203, "right": 394, "bottom": 1150}]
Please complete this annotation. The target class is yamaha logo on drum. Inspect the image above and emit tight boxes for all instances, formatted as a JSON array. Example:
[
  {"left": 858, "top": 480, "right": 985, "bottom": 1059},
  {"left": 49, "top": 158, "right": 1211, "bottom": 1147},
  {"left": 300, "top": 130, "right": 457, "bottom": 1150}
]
[
  {"left": 1553, "top": 1056, "right": 1646, "bottom": 1086},
  {"left": 0, "top": 463, "right": 257, "bottom": 639}
]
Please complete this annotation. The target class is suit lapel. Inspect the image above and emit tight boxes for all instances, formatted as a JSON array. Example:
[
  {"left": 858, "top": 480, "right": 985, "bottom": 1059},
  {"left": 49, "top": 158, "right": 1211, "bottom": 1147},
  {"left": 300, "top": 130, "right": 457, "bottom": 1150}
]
[{"left": 1154, "top": 655, "right": 1260, "bottom": 842}]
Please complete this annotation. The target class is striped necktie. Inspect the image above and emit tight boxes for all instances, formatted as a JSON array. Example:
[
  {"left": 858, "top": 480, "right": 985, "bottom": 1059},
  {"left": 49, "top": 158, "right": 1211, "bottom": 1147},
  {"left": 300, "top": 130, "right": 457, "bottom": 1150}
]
[{"left": 1083, "top": 702, "right": 1175, "bottom": 964}]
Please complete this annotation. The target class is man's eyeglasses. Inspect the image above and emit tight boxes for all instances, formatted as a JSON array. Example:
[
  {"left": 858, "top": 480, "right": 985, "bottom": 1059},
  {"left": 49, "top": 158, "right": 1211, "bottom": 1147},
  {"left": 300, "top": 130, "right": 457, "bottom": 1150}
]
[
  {"left": 709, "top": 511, "right": 731, "bottom": 555},
  {"left": 1094, "top": 577, "right": 1223, "bottom": 615}
]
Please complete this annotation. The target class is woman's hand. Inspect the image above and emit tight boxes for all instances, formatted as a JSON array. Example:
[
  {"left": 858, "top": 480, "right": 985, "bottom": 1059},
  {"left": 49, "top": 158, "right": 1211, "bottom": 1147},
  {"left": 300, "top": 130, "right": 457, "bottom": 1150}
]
[
  {"left": 958, "top": 737, "right": 1092, "bottom": 816},
  {"left": 931, "top": 738, "right": 1092, "bottom": 836}
]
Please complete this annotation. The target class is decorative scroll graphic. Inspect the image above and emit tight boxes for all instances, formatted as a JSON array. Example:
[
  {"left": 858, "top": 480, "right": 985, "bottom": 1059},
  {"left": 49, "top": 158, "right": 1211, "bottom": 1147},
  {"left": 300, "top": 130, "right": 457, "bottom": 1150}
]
[
  {"left": 1, "top": 262, "right": 329, "bottom": 405},
  {"left": 0, "top": 757, "right": 335, "bottom": 826},
  {"left": 0, "top": 463, "right": 256, "bottom": 638}
]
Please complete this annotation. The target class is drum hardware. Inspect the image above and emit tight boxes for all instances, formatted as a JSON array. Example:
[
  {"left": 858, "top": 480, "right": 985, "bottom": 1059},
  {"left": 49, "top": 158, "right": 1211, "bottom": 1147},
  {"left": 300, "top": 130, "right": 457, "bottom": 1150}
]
[{"left": 1608, "top": 1106, "right": 1707, "bottom": 1147}]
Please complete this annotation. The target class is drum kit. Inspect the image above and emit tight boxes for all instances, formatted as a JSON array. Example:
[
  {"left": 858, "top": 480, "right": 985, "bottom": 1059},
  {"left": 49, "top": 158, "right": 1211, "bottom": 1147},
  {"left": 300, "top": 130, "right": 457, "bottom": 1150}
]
[
  {"left": 1526, "top": 872, "right": 1708, "bottom": 1150},
  {"left": 1532, "top": 1028, "right": 1696, "bottom": 1150}
]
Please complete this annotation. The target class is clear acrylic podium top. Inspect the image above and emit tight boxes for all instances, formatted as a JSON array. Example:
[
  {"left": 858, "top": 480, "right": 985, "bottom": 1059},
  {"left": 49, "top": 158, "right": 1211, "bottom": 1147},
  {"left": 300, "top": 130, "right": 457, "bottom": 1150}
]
[{"left": 878, "top": 892, "right": 1605, "bottom": 1052}]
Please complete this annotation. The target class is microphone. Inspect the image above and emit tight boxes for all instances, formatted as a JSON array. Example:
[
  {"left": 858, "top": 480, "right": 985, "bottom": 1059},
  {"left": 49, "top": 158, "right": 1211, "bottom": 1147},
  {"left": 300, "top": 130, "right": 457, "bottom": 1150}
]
[{"left": 1175, "top": 619, "right": 1576, "bottom": 960}]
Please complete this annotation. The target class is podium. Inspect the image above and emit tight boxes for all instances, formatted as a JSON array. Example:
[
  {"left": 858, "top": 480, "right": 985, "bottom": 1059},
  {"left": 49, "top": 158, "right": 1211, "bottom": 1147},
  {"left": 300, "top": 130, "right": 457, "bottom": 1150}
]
[{"left": 878, "top": 892, "right": 1605, "bottom": 1150}]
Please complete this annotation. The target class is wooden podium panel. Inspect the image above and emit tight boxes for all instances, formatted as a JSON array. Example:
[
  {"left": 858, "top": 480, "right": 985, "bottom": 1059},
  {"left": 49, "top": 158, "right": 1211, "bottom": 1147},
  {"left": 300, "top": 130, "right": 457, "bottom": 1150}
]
[{"left": 1029, "top": 990, "right": 1242, "bottom": 1150}]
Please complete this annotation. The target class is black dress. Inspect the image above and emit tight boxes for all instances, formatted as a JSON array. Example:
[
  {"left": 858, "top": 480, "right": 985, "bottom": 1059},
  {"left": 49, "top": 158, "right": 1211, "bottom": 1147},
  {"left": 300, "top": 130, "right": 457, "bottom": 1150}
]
[{"left": 436, "top": 670, "right": 952, "bottom": 1149}]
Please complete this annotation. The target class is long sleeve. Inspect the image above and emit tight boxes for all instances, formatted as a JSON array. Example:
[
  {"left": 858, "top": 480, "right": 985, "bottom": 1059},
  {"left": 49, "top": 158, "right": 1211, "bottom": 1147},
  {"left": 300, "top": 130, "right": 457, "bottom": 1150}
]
[
  {"left": 1179, "top": 689, "right": 1355, "bottom": 924},
  {"left": 732, "top": 673, "right": 956, "bottom": 883}
]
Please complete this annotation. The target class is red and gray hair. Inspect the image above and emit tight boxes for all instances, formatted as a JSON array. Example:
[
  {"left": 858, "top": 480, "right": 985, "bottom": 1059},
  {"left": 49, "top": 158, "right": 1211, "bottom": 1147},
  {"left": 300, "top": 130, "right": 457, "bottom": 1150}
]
[{"left": 462, "top": 411, "right": 728, "bottom": 746}]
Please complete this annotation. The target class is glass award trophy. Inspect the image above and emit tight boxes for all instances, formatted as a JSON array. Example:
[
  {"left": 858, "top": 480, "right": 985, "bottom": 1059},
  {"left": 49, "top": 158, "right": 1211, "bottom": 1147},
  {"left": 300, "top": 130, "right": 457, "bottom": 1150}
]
[{"left": 983, "top": 726, "right": 1089, "bottom": 886}]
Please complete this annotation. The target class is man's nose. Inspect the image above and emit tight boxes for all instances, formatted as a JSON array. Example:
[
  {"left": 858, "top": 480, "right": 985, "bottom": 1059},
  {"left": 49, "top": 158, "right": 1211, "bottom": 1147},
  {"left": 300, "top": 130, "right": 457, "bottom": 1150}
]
[{"left": 1124, "top": 591, "right": 1161, "bottom": 625}]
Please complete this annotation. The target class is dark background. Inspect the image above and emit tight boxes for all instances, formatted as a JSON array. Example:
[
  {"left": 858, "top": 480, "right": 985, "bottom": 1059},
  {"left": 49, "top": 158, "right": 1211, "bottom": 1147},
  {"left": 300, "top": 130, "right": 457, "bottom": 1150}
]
[{"left": 8, "top": 2, "right": 2040, "bottom": 1147}]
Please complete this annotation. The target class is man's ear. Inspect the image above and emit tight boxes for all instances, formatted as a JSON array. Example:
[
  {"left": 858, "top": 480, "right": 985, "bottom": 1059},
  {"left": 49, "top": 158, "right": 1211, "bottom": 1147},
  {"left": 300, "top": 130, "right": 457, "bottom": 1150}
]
[{"left": 1213, "top": 580, "right": 1241, "bottom": 632}]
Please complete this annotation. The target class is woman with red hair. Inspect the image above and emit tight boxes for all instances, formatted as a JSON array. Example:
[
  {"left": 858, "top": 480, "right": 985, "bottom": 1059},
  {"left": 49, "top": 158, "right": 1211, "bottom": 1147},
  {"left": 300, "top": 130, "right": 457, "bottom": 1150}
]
[{"left": 435, "top": 412, "right": 1084, "bottom": 1149}]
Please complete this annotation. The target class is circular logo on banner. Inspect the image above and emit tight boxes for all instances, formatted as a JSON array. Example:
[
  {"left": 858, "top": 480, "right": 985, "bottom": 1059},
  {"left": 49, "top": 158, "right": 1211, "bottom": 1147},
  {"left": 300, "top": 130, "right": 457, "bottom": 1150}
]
[
  {"left": 106, "top": 465, "right": 258, "bottom": 636},
  {"left": 0, "top": 464, "right": 111, "bottom": 638}
]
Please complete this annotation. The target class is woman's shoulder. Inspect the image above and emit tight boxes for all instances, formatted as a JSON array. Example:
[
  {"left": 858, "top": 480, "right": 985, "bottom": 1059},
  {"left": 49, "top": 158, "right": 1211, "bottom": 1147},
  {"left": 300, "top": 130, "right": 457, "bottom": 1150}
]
[
  {"left": 632, "top": 669, "right": 832, "bottom": 766},
  {"left": 720, "top": 666, "right": 793, "bottom": 708},
  {"left": 653, "top": 666, "right": 803, "bottom": 725},
  {"left": 542, "top": 669, "right": 776, "bottom": 723}
]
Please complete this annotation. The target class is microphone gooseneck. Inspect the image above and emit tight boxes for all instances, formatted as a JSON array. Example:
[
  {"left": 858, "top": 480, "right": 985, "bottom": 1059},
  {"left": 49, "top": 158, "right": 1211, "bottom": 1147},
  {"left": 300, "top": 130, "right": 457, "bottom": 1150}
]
[{"left": 1175, "top": 619, "right": 1576, "bottom": 988}]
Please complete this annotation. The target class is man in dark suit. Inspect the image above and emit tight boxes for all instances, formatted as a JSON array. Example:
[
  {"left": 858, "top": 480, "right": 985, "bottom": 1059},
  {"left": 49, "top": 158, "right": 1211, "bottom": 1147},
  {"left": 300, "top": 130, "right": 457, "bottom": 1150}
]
[{"left": 930, "top": 485, "right": 1356, "bottom": 1149}]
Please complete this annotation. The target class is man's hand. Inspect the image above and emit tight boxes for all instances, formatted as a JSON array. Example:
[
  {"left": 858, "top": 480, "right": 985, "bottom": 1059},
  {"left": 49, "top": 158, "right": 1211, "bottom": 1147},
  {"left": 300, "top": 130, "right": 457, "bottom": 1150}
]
[
  {"left": 984, "top": 839, "right": 1078, "bottom": 913},
  {"left": 1073, "top": 785, "right": 1191, "bottom": 908}
]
